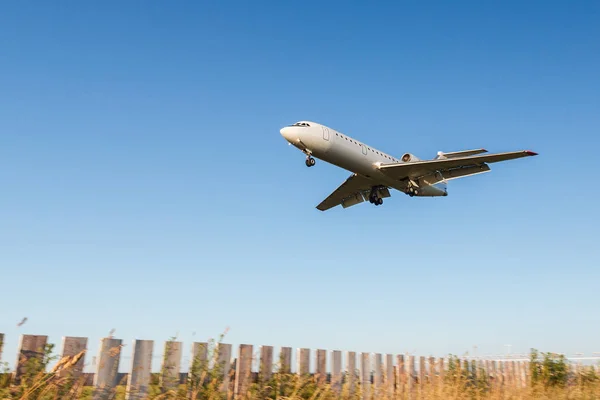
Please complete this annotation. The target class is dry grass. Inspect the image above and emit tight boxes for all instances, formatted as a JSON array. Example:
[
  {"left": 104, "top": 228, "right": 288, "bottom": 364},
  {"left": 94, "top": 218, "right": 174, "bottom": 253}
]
[{"left": 1, "top": 343, "right": 598, "bottom": 400}]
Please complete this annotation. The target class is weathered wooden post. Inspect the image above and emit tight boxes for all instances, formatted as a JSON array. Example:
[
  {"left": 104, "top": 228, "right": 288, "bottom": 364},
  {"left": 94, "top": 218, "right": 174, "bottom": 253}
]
[
  {"left": 438, "top": 357, "right": 445, "bottom": 393},
  {"left": 259, "top": 345, "right": 273, "bottom": 382},
  {"left": 428, "top": 356, "right": 436, "bottom": 385},
  {"left": 360, "top": 352, "right": 370, "bottom": 400},
  {"left": 419, "top": 355, "right": 426, "bottom": 395},
  {"left": 279, "top": 347, "right": 292, "bottom": 374},
  {"left": 385, "top": 354, "right": 394, "bottom": 397},
  {"left": 125, "top": 339, "right": 153, "bottom": 400},
  {"left": 14, "top": 334, "right": 48, "bottom": 383},
  {"left": 216, "top": 343, "right": 232, "bottom": 393},
  {"left": 462, "top": 359, "right": 470, "bottom": 382},
  {"left": 188, "top": 342, "right": 208, "bottom": 394},
  {"left": 373, "top": 353, "right": 383, "bottom": 396},
  {"left": 519, "top": 361, "right": 526, "bottom": 387},
  {"left": 59, "top": 336, "right": 87, "bottom": 378},
  {"left": 93, "top": 337, "right": 123, "bottom": 400},
  {"left": 524, "top": 361, "right": 530, "bottom": 387},
  {"left": 510, "top": 361, "right": 516, "bottom": 386},
  {"left": 331, "top": 350, "right": 342, "bottom": 395},
  {"left": 316, "top": 349, "right": 327, "bottom": 384},
  {"left": 347, "top": 351, "right": 357, "bottom": 397},
  {"left": 407, "top": 355, "right": 416, "bottom": 400},
  {"left": 160, "top": 340, "right": 182, "bottom": 392},
  {"left": 491, "top": 361, "right": 497, "bottom": 387},
  {"left": 397, "top": 354, "right": 406, "bottom": 398},
  {"left": 470, "top": 359, "right": 477, "bottom": 382},
  {"left": 234, "top": 344, "right": 253, "bottom": 398},
  {"left": 297, "top": 348, "right": 310, "bottom": 375}
]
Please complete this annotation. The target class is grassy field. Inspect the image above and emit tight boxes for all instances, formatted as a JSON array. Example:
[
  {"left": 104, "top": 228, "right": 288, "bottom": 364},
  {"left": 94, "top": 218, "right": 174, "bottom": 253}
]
[{"left": 1, "top": 344, "right": 599, "bottom": 399}]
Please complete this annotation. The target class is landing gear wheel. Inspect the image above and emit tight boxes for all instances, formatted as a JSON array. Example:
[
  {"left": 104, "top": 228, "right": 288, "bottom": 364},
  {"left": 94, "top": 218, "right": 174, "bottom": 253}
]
[
  {"left": 377, "top": 198, "right": 383, "bottom": 205},
  {"left": 305, "top": 157, "right": 315, "bottom": 167},
  {"left": 407, "top": 184, "right": 418, "bottom": 196}
]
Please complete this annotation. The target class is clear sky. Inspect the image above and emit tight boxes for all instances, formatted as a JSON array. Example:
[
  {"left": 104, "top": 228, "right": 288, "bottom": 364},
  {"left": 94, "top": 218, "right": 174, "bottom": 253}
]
[{"left": 1, "top": 1, "right": 599, "bottom": 371}]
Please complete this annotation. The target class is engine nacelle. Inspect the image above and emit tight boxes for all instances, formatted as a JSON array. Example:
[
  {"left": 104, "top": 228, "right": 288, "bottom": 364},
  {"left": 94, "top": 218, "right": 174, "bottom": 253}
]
[{"left": 401, "top": 153, "right": 421, "bottom": 162}]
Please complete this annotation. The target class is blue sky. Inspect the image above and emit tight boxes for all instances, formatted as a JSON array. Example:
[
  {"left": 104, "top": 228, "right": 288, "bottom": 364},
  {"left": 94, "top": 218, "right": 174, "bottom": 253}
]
[{"left": 1, "top": 1, "right": 599, "bottom": 371}]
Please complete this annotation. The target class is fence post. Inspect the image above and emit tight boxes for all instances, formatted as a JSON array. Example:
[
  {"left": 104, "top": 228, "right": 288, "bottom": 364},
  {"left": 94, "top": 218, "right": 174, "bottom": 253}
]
[
  {"left": 483, "top": 360, "right": 489, "bottom": 381},
  {"left": 216, "top": 343, "right": 232, "bottom": 393},
  {"left": 397, "top": 354, "right": 406, "bottom": 398},
  {"left": 331, "top": 350, "right": 342, "bottom": 395},
  {"left": 373, "top": 353, "right": 383, "bottom": 397},
  {"left": 279, "top": 347, "right": 292, "bottom": 374},
  {"left": 347, "top": 351, "right": 357, "bottom": 397},
  {"left": 0, "top": 333, "right": 4, "bottom": 362},
  {"left": 439, "top": 357, "right": 445, "bottom": 391},
  {"left": 511, "top": 361, "right": 516, "bottom": 386},
  {"left": 160, "top": 340, "right": 182, "bottom": 392},
  {"left": 259, "top": 345, "right": 273, "bottom": 382},
  {"left": 234, "top": 344, "right": 253, "bottom": 397},
  {"left": 14, "top": 335, "right": 48, "bottom": 383},
  {"left": 419, "top": 355, "right": 426, "bottom": 393},
  {"left": 297, "top": 348, "right": 310, "bottom": 375},
  {"left": 407, "top": 355, "right": 415, "bottom": 400},
  {"left": 188, "top": 342, "right": 208, "bottom": 395},
  {"left": 125, "top": 339, "right": 153, "bottom": 400},
  {"left": 428, "top": 356, "right": 436, "bottom": 385},
  {"left": 316, "top": 349, "right": 327, "bottom": 384},
  {"left": 59, "top": 336, "right": 87, "bottom": 378},
  {"left": 360, "top": 352, "right": 370, "bottom": 400},
  {"left": 385, "top": 354, "right": 394, "bottom": 398},
  {"left": 93, "top": 337, "right": 123, "bottom": 400}
]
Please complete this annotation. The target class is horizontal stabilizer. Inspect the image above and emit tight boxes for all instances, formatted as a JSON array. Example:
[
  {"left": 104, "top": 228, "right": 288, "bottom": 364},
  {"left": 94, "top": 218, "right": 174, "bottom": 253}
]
[{"left": 436, "top": 149, "right": 488, "bottom": 159}]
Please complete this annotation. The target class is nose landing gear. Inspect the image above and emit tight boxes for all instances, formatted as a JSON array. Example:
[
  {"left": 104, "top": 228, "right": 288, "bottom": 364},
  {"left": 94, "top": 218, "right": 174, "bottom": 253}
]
[{"left": 305, "top": 156, "right": 315, "bottom": 167}]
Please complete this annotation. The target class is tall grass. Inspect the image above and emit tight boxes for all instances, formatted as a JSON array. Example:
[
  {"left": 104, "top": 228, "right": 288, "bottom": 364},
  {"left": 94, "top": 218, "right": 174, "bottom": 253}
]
[{"left": 1, "top": 339, "right": 598, "bottom": 400}]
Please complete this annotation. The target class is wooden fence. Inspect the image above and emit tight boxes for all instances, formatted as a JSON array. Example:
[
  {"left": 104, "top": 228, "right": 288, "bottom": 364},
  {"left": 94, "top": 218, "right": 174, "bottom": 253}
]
[{"left": 0, "top": 332, "right": 592, "bottom": 399}]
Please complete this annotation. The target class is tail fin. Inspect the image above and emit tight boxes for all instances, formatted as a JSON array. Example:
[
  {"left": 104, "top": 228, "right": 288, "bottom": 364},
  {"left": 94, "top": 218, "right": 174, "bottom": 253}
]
[{"left": 435, "top": 149, "right": 488, "bottom": 159}]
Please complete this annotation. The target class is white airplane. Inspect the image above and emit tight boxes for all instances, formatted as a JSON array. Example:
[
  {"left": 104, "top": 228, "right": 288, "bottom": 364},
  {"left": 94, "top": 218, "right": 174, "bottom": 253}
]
[{"left": 280, "top": 121, "right": 538, "bottom": 211}]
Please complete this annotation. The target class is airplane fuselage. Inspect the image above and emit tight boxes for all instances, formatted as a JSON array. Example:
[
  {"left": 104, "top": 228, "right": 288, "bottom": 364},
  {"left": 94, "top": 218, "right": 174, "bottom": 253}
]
[{"left": 280, "top": 120, "right": 446, "bottom": 195}]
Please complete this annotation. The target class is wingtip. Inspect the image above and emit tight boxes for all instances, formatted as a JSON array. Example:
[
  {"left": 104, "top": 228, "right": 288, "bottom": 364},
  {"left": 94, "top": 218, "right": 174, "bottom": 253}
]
[{"left": 525, "top": 150, "right": 539, "bottom": 156}]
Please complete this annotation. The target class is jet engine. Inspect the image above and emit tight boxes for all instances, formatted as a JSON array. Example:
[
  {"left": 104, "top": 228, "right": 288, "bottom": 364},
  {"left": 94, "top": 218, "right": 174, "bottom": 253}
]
[{"left": 401, "top": 153, "right": 421, "bottom": 162}]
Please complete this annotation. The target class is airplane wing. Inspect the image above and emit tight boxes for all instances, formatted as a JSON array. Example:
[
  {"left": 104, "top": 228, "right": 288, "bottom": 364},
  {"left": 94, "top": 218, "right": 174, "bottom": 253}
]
[
  {"left": 378, "top": 150, "right": 538, "bottom": 181},
  {"left": 316, "top": 173, "right": 385, "bottom": 211}
]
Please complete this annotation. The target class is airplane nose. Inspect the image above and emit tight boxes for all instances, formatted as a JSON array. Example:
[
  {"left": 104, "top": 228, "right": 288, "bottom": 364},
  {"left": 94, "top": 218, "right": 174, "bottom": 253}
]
[{"left": 280, "top": 127, "right": 293, "bottom": 141}]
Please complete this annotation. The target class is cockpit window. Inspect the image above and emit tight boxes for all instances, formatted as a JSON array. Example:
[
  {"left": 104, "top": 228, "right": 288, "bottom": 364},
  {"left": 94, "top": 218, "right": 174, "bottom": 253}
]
[{"left": 291, "top": 122, "right": 310, "bottom": 127}]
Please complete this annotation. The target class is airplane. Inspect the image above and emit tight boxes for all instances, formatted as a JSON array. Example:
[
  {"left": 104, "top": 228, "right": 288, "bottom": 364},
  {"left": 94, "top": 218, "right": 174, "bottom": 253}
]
[{"left": 279, "top": 121, "right": 538, "bottom": 211}]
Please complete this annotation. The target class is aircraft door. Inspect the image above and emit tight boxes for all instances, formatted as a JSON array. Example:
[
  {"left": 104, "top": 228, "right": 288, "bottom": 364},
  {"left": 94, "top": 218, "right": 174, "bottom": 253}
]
[
  {"left": 362, "top": 145, "right": 367, "bottom": 155},
  {"left": 322, "top": 127, "right": 329, "bottom": 141}
]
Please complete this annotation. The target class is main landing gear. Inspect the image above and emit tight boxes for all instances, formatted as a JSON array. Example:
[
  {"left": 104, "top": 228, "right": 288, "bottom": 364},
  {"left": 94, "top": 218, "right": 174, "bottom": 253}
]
[
  {"left": 368, "top": 187, "right": 384, "bottom": 206},
  {"left": 406, "top": 180, "right": 419, "bottom": 197},
  {"left": 305, "top": 155, "right": 315, "bottom": 167}
]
